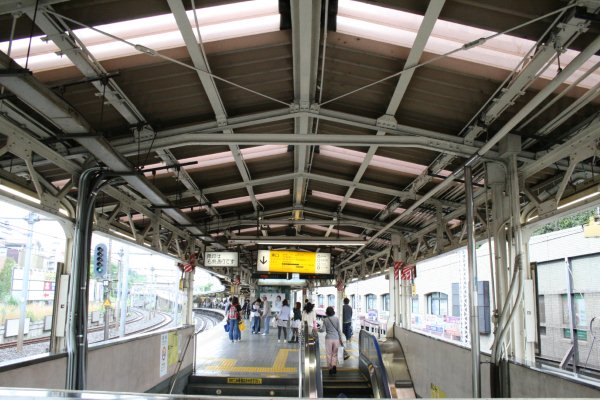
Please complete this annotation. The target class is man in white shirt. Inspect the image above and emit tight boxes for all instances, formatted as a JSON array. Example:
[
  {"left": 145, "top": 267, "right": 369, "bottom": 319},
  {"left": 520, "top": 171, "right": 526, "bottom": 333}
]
[{"left": 261, "top": 295, "right": 272, "bottom": 335}]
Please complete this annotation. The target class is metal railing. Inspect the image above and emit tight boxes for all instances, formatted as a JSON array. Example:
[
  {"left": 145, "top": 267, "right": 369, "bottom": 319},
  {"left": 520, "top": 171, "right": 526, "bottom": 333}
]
[
  {"left": 300, "top": 322, "right": 322, "bottom": 398},
  {"left": 169, "top": 327, "right": 201, "bottom": 394},
  {"left": 359, "top": 329, "right": 392, "bottom": 399}
]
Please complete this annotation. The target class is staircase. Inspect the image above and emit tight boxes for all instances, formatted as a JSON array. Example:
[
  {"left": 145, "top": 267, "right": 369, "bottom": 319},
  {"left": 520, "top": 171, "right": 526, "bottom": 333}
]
[{"left": 185, "top": 375, "right": 298, "bottom": 397}]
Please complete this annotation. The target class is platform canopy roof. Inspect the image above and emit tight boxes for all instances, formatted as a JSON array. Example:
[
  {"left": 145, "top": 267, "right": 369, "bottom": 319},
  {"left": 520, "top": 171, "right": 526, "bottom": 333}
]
[{"left": 0, "top": 0, "right": 599, "bottom": 282}]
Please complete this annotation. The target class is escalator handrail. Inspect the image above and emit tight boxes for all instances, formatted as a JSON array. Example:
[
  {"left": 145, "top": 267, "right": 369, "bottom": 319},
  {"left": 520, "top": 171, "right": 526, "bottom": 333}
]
[
  {"left": 359, "top": 329, "right": 392, "bottom": 398},
  {"left": 301, "top": 322, "right": 322, "bottom": 398}
]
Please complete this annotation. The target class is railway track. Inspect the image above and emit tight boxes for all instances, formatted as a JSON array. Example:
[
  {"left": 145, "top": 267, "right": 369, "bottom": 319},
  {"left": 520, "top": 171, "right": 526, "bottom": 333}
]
[
  {"left": 193, "top": 309, "right": 224, "bottom": 333},
  {"left": 0, "top": 308, "right": 168, "bottom": 350}
]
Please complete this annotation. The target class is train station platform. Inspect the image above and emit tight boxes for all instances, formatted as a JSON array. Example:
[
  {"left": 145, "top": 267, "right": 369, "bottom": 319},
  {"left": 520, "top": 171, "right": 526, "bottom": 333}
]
[{"left": 189, "top": 317, "right": 363, "bottom": 397}]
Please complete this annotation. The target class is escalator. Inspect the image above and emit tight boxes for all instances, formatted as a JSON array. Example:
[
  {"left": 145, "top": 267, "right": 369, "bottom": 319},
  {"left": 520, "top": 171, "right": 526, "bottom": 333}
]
[
  {"left": 321, "top": 367, "right": 374, "bottom": 398},
  {"left": 303, "top": 328, "right": 392, "bottom": 398}
]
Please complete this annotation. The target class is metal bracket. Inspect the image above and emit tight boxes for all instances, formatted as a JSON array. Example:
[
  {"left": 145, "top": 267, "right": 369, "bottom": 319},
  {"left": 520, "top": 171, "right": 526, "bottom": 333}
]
[
  {"left": 376, "top": 114, "right": 397, "bottom": 129},
  {"left": 132, "top": 125, "right": 155, "bottom": 141}
]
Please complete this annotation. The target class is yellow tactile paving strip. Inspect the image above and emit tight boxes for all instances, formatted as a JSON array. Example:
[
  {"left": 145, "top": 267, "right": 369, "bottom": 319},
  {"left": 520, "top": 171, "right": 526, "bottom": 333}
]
[{"left": 205, "top": 348, "right": 297, "bottom": 373}]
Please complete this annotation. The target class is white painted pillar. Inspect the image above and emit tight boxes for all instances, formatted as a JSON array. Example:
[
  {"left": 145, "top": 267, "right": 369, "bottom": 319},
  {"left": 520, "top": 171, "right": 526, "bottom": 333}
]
[{"left": 184, "top": 271, "right": 195, "bottom": 325}]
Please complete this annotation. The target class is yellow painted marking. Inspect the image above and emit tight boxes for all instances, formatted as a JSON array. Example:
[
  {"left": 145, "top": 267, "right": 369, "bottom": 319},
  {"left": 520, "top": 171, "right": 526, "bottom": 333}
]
[
  {"left": 206, "top": 349, "right": 298, "bottom": 373},
  {"left": 227, "top": 377, "right": 263, "bottom": 385}
]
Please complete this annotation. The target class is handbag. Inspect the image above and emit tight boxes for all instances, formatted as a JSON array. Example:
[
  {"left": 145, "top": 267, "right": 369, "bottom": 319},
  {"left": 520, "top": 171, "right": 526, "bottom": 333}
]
[
  {"left": 337, "top": 346, "right": 345, "bottom": 366},
  {"left": 239, "top": 321, "right": 246, "bottom": 331},
  {"left": 224, "top": 322, "right": 230, "bottom": 332}
]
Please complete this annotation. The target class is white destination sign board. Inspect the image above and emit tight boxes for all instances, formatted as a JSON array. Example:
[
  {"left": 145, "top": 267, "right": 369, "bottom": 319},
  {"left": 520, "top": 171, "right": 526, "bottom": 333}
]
[{"left": 204, "top": 251, "right": 239, "bottom": 267}]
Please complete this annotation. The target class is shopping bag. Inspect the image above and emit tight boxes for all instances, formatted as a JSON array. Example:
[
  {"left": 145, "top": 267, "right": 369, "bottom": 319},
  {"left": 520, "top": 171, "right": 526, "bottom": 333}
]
[
  {"left": 239, "top": 321, "right": 246, "bottom": 331},
  {"left": 337, "top": 346, "right": 345, "bottom": 366},
  {"left": 224, "top": 322, "right": 230, "bottom": 332},
  {"left": 343, "top": 349, "right": 350, "bottom": 360}
]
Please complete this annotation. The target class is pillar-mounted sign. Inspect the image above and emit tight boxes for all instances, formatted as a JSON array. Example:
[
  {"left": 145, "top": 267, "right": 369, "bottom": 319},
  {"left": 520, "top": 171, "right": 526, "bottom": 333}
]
[{"left": 204, "top": 251, "right": 239, "bottom": 267}]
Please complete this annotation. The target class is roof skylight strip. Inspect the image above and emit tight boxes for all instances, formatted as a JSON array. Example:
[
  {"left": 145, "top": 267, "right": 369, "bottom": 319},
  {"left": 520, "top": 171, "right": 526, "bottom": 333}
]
[
  {"left": 336, "top": 0, "right": 599, "bottom": 90},
  {"left": 0, "top": 0, "right": 280, "bottom": 72}
]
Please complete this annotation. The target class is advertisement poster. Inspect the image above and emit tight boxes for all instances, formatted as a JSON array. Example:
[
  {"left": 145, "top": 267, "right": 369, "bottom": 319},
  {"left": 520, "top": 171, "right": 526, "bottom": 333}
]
[
  {"left": 260, "top": 292, "right": 285, "bottom": 312},
  {"left": 168, "top": 331, "right": 179, "bottom": 366},
  {"left": 159, "top": 333, "right": 168, "bottom": 377}
]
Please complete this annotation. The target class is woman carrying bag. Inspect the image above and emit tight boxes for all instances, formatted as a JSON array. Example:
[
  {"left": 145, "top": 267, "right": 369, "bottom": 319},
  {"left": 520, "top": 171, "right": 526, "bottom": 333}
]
[
  {"left": 319, "top": 306, "right": 344, "bottom": 375},
  {"left": 289, "top": 302, "right": 302, "bottom": 343}
]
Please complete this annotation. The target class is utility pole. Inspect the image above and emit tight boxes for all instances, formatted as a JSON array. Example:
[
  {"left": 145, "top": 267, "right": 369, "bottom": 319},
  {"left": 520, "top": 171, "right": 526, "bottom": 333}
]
[
  {"left": 17, "top": 212, "right": 39, "bottom": 351},
  {"left": 119, "top": 248, "right": 128, "bottom": 337}
]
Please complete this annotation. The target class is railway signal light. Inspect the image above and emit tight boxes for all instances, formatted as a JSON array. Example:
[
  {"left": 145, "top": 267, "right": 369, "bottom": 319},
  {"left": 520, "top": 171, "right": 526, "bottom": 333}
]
[{"left": 93, "top": 243, "right": 108, "bottom": 279}]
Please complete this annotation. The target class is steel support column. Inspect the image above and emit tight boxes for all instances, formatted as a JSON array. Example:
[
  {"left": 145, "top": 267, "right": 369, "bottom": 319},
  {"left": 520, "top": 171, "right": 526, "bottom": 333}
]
[
  {"left": 465, "top": 166, "right": 481, "bottom": 398},
  {"left": 66, "top": 168, "right": 117, "bottom": 390},
  {"left": 487, "top": 162, "right": 510, "bottom": 334}
]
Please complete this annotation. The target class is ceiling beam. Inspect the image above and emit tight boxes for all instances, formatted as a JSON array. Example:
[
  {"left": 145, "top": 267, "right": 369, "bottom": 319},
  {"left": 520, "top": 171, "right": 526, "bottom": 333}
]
[
  {"left": 291, "top": 0, "right": 322, "bottom": 222},
  {"left": 324, "top": 0, "right": 445, "bottom": 233},
  {"left": 395, "top": 7, "right": 591, "bottom": 211},
  {"left": 168, "top": 0, "right": 259, "bottom": 211}
]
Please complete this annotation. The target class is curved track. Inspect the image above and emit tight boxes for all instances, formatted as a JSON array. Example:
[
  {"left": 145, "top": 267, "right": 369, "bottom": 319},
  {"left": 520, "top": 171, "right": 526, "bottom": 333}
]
[
  {"left": 193, "top": 308, "right": 224, "bottom": 333},
  {"left": 0, "top": 308, "right": 171, "bottom": 350}
]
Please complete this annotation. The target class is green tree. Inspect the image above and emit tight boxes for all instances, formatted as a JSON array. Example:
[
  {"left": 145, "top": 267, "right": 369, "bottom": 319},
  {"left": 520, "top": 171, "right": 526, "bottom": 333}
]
[
  {"left": 0, "top": 258, "right": 16, "bottom": 300},
  {"left": 533, "top": 210, "right": 595, "bottom": 236}
]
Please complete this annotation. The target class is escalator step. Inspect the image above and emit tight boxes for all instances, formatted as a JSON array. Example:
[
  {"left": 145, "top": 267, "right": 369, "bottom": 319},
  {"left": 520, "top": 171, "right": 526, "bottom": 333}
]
[{"left": 186, "top": 383, "right": 298, "bottom": 397}]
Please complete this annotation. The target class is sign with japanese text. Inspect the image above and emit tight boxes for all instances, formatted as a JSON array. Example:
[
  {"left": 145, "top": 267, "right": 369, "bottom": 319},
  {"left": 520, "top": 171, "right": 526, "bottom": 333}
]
[
  {"left": 256, "top": 250, "right": 331, "bottom": 274},
  {"left": 204, "top": 251, "right": 239, "bottom": 267}
]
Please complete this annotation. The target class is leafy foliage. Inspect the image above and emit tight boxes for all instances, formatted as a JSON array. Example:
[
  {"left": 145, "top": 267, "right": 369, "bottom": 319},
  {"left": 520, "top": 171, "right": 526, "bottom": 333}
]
[
  {"left": 0, "top": 258, "right": 16, "bottom": 302},
  {"left": 533, "top": 210, "right": 595, "bottom": 235}
]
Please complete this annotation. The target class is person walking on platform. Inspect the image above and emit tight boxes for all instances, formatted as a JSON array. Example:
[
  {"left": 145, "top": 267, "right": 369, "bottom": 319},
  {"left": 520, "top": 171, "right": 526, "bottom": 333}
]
[
  {"left": 251, "top": 298, "right": 262, "bottom": 334},
  {"left": 276, "top": 299, "right": 291, "bottom": 342},
  {"left": 342, "top": 297, "right": 353, "bottom": 342},
  {"left": 302, "top": 301, "right": 318, "bottom": 336},
  {"left": 290, "top": 301, "right": 302, "bottom": 343},
  {"left": 227, "top": 297, "right": 242, "bottom": 343},
  {"left": 241, "top": 298, "right": 250, "bottom": 320},
  {"left": 261, "top": 295, "right": 272, "bottom": 335},
  {"left": 320, "top": 306, "right": 343, "bottom": 375}
]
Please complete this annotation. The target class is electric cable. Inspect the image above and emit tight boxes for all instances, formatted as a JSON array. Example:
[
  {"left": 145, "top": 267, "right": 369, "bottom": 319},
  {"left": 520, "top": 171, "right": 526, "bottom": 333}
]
[
  {"left": 42, "top": 9, "right": 290, "bottom": 107},
  {"left": 320, "top": 3, "right": 577, "bottom": 107}
]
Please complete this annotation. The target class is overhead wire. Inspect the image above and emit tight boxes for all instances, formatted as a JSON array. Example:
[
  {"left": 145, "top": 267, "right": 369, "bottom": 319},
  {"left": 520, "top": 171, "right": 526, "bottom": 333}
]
[
  {"left": 42, "top": 9, "right": 290, "bottom": 108},
  {"left": 319, "top": 3, "right": 577, "bottom": 107},
  {"left": 24, "top": 0, "right": 40, "bottom": 70}
]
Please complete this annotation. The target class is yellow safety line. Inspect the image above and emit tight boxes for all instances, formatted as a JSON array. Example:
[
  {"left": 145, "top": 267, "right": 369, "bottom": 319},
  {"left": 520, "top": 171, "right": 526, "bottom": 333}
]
[{"left": 204, "top": 349, "right": 298, "bottom": 373}]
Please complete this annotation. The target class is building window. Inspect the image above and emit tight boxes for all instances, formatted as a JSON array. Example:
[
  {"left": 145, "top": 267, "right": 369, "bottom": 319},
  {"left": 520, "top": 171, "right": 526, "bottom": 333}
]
[
  {"left": 426, "top": 292, "right": 448, "bottom": 316},
  {"left": 327, "top": 294, "right": 335, "bottom": 307},
  {"left": 561, "top": 293, "right": 586, "bottom": 327},
  {"left": 451, "top": 283, "right": 460, "bottom": 317},
  {"left": 450, "top": 282, "right": 491, "bottom": 334},
  {"left": 411, "top": 296, "right": 419, "bottom": 314},
  {"left": 563, "top": 328, "right": 587, "bottom": 341},
  {"left": 539, "top": 326, "right": 546, "bottom": 336},
  {"left": 365, "top": 294, "right": 376, "bottom": 310},
  {"left": 381, "top": 294, "right": 389, "bottom": 311},
  {"left": 317, "top": 294, "right": 324, "bottom": 307},
  {"left": 350, "top": 294, "right": 356, "bottom": 309},
  {"left": 538, "top": 295, "right": 545, "bottom": 324}
]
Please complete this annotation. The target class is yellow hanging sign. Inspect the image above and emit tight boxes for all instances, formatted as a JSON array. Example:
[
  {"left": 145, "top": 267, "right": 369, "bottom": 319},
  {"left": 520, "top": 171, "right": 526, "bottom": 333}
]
[
  {"left": 103, "top": 299, "right": 111, "bottom": 307},
  {"left": 256, "top": 250, "right": 331, "bottom": 274}
]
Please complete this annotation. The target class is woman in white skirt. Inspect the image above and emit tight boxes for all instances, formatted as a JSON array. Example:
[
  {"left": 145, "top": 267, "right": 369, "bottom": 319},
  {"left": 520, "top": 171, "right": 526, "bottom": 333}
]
[{"left": 276, "top": 299, "right": 291, "bottom": 343}]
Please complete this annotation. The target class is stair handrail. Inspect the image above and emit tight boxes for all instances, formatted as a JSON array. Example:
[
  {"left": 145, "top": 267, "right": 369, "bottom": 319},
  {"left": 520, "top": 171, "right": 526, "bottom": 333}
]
[
  {"left": 168, "top": 327, "right": 201, "bottom": 394},
  {"left": 359, "top": 329, "right": 392, "bottom": 398}
]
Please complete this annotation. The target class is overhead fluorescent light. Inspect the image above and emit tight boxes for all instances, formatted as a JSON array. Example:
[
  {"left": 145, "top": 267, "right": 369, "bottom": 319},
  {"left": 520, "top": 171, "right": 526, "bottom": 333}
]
[{"left": 228, "top": 236, "right": 366, "bottom": 246}]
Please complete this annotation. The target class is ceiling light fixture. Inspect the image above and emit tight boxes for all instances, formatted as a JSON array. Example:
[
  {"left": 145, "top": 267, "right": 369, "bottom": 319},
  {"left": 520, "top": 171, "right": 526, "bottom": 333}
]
[{"left": 228, "top": 236, "right": 367, "bottom": 246}]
